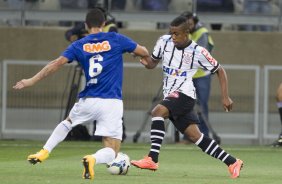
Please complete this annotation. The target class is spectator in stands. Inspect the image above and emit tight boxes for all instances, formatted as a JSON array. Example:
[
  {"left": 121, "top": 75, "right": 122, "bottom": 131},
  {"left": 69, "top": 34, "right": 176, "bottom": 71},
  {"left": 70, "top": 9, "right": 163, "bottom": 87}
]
[
  {"left": 139, "top": 0, "right": 171, "bottom": 11},
  {"left": 243, "top": 0, "right": 273, "bottom": 31},
  {"left": 65, "top": 7, "right": 118, "bottom": 42},
  {"left": 180, "top": 11, "right": 217, "bottom": 143},
  {"left": 6, "top": 0, "right": 41, "bottom": 26},
  {"left": 272, "top": 82, "right": 282, "bottom": 147},
  {"left": 59, "top": 0, "right": 89, "bottom": 26},
  {"left": 104, "top": 0, "right": 127, "bottom": 10},
  {"left": 196, "top": 0, "right": 234, "bottom": 30}
]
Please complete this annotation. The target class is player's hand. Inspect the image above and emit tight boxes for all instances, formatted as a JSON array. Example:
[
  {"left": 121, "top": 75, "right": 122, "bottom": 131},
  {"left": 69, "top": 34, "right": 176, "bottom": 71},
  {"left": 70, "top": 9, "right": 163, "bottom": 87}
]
[
  {"left": 139, "top": 57, "right": 148, "bottom": 67},
  {"left": 222, "top": 97, "right": 233, "bottom": 112},
  {"left": 13, "top": 79, "right": 34, "bottom": 90}
]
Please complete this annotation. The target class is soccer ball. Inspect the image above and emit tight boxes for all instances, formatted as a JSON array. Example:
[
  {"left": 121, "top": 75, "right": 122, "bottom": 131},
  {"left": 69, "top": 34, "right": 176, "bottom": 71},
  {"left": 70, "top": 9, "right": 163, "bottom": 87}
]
[{"left": 106, "top": 152, "right": 130, "bottom": 175}]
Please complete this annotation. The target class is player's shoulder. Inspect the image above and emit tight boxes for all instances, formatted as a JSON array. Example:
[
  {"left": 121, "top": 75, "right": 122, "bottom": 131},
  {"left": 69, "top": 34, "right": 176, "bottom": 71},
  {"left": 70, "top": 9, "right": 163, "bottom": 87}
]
[
  {"left": 159, "top": 34, "right": 172, "bottom": 42},
  {"left": 155, "top": 34, "right": 172, "bottom": 45},
  {"left": 190, "top": 41, "right": 205, "bottom": 52}
]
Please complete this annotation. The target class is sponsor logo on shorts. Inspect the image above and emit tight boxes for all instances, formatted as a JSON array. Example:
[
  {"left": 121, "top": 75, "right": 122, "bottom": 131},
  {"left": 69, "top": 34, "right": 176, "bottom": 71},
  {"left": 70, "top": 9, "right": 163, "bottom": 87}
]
[{"left": 168, "top": 91, "right": 179, "bottom": 98}]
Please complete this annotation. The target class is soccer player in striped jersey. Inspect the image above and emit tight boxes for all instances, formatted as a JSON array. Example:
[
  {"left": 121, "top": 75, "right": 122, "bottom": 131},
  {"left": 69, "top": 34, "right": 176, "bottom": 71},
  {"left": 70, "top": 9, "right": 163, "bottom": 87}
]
[
  {"left": 272, "top": 82, "right": 282, "bottom": 147},
  {"left": 13, "top": 8, "right": 150, "bottom": 180},
  {"left": 133, "top": 16, "right": 243, "bottom": 179}
]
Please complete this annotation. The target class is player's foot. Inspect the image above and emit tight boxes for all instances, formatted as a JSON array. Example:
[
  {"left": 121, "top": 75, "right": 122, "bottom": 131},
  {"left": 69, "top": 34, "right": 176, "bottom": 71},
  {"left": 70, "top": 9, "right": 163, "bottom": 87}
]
[
  {"left": 27, "top": 149, "right": 49, "bottom": 165},
  {"left": 131, "top": 156, "right": 158, "bottom": 171},
  {"left": 228, "top": 159, "right": 243, "bottom": 179},
  {"left": 82, "top": 155, "right": 96, "bottom": 180},
  {"left": 272, "top": 134, "right": 282, "bottom": 147}
]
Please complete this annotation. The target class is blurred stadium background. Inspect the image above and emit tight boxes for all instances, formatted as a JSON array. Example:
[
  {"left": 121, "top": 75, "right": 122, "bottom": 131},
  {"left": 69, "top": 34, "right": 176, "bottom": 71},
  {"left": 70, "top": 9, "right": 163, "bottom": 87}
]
[{"left": 0, "top": 0, "right": 282, "bottom": 145}]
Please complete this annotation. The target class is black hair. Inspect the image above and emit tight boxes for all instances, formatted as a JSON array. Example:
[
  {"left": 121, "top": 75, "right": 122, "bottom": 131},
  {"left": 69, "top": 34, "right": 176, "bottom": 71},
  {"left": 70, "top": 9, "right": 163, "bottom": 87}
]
[
  {"left": 170, "top": 16, "right": 188, "bottom": 31},
  {"left": 85, "top": 8, "right": 105, "bottom": 29},
  {"left": 180, "top": 11, "right": 199, "bottom": 24}
]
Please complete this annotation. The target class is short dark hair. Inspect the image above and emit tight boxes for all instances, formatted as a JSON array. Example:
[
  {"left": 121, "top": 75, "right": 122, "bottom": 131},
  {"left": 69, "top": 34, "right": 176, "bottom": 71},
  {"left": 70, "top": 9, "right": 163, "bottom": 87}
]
[
  {"left": 85, "top": 8, "right": 105, "bottom": 28},
  {"left": 180, "top": 11, "right": 199, "bottom": 24},
  {"left": 170, "top": 16, "right": 188, "bottom": 31}
]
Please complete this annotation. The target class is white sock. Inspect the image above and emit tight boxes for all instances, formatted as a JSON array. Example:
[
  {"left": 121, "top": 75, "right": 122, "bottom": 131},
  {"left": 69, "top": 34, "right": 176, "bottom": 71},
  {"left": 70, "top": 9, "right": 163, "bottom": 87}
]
[
  {"left": 43, "top": 120, "right": 72, "bottom": 152},
  {"left": 92, "top": 147, "right": 115, "bottom": 164}
]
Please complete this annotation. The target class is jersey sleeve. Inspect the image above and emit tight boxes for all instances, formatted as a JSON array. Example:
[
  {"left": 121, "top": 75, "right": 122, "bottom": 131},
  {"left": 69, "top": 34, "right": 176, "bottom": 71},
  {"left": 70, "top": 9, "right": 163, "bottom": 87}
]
[
  {"left": 117, "top": 33, "right": 137, "bottom": 53},
  {"left": 151, "top": 36, "right": 165, "bottom": 60},
  {"left": 61, "top": 43, "right": 77, "bottom": 63},
  {"left": 197, "top": 47, "right": 220, "bottom": 74}
]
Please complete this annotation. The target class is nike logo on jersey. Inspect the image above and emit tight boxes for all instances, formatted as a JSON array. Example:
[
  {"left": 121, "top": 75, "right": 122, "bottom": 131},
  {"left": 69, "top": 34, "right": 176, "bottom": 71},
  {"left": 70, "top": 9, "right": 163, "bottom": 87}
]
[
  {"left": 164, "top": 47, "right": 172, "bottom": 52},
  {"left": 163, "top": 66, "right": 187, "bottom": 77},
  {"left": 83, "top": 41, "right": 111, "bottom": 53}
]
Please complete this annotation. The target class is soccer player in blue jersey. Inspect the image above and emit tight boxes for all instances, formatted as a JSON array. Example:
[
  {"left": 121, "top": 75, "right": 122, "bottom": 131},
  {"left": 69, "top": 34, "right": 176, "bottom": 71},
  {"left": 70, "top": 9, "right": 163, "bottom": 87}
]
[{"left": 13, "top": 8, "right": 150, "bottom": 180}]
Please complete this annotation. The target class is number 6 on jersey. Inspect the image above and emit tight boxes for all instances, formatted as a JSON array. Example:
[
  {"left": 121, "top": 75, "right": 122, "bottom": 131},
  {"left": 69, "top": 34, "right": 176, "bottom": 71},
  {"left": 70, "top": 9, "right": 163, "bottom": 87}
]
[{"left": 88, "top": 54, "right": 103, "bottom": 84}]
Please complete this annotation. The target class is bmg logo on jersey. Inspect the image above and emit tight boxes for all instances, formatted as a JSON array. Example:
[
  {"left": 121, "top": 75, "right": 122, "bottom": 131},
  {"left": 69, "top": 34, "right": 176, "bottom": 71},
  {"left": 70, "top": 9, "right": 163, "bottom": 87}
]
[
  {"left": 163, "top": 66, "right": 187, "bottom": 77},
  {"left": 83, "top": 41, "right": 111, "bottom": 53}
]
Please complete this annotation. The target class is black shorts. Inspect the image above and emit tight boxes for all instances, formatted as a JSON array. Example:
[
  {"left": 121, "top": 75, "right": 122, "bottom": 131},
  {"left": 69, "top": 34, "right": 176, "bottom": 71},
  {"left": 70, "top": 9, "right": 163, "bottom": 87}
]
[{"left": 160, "top": 91, "right": 200, "bottom": 134}]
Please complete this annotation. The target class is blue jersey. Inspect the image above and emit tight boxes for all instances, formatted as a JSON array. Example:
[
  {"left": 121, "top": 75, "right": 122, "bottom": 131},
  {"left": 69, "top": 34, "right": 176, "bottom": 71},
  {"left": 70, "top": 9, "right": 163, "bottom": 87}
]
[{"left": 62, "top": 32, "right": 137, "bottom": 99}]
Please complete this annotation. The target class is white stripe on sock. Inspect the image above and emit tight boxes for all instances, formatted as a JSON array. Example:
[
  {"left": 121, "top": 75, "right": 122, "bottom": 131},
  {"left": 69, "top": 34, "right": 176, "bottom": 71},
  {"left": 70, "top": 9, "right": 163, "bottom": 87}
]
[
  {"left": 210, "top": 145, "right": 219, "bottom": 156},
  {"left": 222, "top": 154, "right": 229, "bottom": 162},
  {"left": 205, "top": 140, "right": 215, "bottom": 153},
  {"left": 195, "top": 133, "right": 204, "bottom": 145},
  {"left": 150, "top": 135, "right": 164, "bottom": 140},
  {"left": 217, "top": 150, "right": 224, "bottom": 159},
  {"left": 152, "top": 117, "right": 165, "bottom": 121},
  {"left": 150, "top": 149, "right": 160, "bottom": 153},
  {"left": 151, "top": 129, "right": 165, "bottom": 134},
  {"left": 151, "top": 143, "right": 161, "bottom": 147}
]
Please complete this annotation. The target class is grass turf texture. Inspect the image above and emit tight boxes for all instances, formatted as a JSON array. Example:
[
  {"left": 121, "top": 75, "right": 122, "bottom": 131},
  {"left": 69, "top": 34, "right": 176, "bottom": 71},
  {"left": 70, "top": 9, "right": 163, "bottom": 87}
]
[{"left": 0, "top": 140, "right": 282, "bottom": 184}]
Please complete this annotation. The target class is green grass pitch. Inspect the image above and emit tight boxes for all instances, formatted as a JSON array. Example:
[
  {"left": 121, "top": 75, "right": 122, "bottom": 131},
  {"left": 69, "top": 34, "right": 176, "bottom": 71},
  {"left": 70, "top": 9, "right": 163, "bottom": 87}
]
[{"left": 0, "top": 140, "right": 282, "bottom": 184}]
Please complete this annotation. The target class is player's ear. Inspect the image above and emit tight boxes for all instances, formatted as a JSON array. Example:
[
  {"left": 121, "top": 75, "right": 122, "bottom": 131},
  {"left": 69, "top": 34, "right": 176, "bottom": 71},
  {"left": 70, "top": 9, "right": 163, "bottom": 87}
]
[
  {"left": 101, "top": 21, "right": 106, "bottom": 28},
  {"left": 84, "top": 23, "right": 89, "bottom": 31}
]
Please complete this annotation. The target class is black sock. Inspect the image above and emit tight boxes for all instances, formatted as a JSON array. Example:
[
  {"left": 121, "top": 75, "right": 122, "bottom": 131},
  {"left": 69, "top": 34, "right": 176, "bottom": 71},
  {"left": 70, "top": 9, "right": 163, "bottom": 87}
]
[
  {"left": 279, "top": 107, "right": 282, "bottom": 126},
  {"left": 196, "top": 134, "right": 236, "bottom": 166},
  {"left": 279, "top": 107, "right": 282, "bottom": 136},
  {"left": 148, "top": 117, "right": 165, "bottom": 163}
]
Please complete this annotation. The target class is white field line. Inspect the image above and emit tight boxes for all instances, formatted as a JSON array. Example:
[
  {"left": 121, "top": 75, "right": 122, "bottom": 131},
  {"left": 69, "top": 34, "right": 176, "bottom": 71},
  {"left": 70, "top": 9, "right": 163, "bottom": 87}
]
[{"left": 0, "top": 143, "right": 280, "bottom": 152}]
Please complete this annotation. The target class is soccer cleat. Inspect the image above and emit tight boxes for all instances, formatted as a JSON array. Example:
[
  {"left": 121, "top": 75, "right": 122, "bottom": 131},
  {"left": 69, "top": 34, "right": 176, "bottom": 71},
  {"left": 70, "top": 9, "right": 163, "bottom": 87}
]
[
  {"left": 82, "top": 155, "right": 96, "bottom": 180},
  {"left": 272, "top": 134, "right": 282, "bottom": 147},
  {"left": 228, "top": 159, "right": 243, "bottom": 179},
  {"left": 131, "top": 156, "right": 159, "bottom": 171},
  {"left": 27, "top": 149, "right": 49, "bottom": 165}
]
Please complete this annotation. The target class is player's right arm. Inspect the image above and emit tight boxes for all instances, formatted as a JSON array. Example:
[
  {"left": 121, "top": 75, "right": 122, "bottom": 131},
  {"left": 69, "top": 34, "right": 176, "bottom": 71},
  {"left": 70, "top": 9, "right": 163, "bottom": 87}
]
[
  {"left": 13, "top": 56, "right": 69, "bottom": 90},
  {"left": 140, "top": 35, "right": 167, "bottom": 69},
  {"left": 132, "top": 44, "right": 159, "bottom": 69},
  {"left": 132, "top": 44, "right": 150, "bottom": 58},
  {"left": 140, "top": 56, "right": 160, "bottom": 69}
]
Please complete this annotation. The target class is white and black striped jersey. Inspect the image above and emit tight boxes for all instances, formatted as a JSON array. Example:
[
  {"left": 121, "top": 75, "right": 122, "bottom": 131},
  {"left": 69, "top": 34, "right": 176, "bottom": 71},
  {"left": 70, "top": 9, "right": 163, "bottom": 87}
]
[{"left": 152, "top": 34, "right": 220, "bottom": 99}]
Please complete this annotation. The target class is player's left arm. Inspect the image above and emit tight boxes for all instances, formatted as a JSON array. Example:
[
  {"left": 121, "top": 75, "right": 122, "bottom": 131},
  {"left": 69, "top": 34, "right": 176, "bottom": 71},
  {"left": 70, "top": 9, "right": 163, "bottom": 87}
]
[
  {"left": 215, "top": 66, "right": 233, "bottom": 112},
  {"left": 199, "top": 47, "right": 233, "bottom": 112},
  {"left": 131, "top": 44, "right": 158, "bottom": 68},
  {"left": 140, "top": 56, "right": 160, "bottom": 69},
  {"left": 13, "top": 56, "right": 69, "bottom": 90}
]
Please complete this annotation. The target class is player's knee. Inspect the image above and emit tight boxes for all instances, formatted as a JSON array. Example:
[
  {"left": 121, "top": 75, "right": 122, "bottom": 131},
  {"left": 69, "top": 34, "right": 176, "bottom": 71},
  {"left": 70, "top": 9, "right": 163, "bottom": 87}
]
[
  {"left": 151, "top": 105, "right": 169, "bottom": 118},
  {"left": 277, "top": 84, "right": 282, "bottom": 101},
  {"left": 184, "top": 124, "right": 202, "bottom": 143}
]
